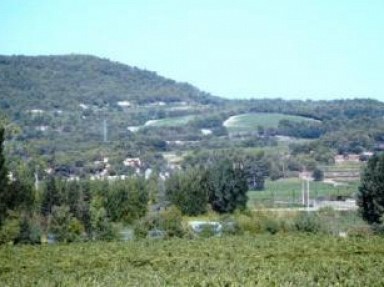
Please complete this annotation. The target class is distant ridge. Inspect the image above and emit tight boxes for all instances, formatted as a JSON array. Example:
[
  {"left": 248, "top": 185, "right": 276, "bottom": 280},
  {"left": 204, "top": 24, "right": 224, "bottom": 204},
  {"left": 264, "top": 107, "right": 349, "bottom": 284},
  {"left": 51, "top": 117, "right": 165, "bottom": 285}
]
[{"left": 0, "top": 54, "right": 223, "bottom": 113}]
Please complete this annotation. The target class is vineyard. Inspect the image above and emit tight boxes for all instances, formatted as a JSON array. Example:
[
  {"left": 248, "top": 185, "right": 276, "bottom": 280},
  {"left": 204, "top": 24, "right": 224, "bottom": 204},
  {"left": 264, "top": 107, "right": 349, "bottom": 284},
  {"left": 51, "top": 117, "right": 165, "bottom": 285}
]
[{"left": 1, "top": 234, "right": 384, "bottom": 286}]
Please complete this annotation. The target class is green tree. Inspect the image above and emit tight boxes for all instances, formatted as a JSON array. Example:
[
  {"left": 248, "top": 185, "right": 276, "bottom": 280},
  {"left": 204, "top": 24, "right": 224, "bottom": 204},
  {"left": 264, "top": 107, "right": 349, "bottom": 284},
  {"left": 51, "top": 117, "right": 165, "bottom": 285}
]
[
  {"left": 41, "top": 176, "right": 63, "bottom": 217},
  {"left": 105, "top": 178, "right": 148, "bottom": 223},
  {"left": 312, "top": 168, "right": 324, "bottom": 182},
  {"left": 207, "top": 160, "right": 248, "bottom": 213},
  {"left": 357, "top": 153, "right": 384, "bottom": 224},
  {"left": 49, "top": 205, "right": 84, "bottom": 242},
  {"left": 165, "top": 168, "right": 209, "bottom": 216}
]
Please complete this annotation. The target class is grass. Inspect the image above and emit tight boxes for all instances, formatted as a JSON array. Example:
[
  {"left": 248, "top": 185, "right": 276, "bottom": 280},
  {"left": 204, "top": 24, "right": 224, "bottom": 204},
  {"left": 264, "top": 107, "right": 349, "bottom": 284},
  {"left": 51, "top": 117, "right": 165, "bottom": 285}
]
[
  {"left": 248, "top": 178, "right": 360, "bottom": 208},
  {"left": 224, "top": 112, "right": 319, "bottom": 133},
  {"left": 1, "top": 234, "right": 384, "bottom": 286}
]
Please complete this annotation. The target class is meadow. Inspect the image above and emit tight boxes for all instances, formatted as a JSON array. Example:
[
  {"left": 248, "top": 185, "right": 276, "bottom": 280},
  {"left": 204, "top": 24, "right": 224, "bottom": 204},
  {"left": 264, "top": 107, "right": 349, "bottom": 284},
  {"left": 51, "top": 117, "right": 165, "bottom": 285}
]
[
  {"left": 1, "top": 234, "right": 383, "bottom": 286},
  {"left": 224, "top": 113, "right": 318, "bottom": 133}
]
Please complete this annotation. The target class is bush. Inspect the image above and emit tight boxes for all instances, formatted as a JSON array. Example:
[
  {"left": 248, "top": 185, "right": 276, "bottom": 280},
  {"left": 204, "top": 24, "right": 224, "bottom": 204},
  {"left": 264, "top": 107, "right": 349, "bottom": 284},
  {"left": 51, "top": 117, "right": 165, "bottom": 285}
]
[
  {"left": 347, "top": 226, "right": 374, "bottom": 238},
  {"left": 312, "top": 168, "right": 324, "bottom": 181},
  {"left": 262, "top": 218, "right": 280, "bottom": 234},
  {"left": 134, "top": 206, "right": 185, "bottom": 239},
  {"left": 294, "top": 212, "right": 323, "bottom": 233},
  {"left": 50, "top": 205, "right": 85, "bottom": 242},
  {"left": 15, "top": 216, "right": 42, "bottom": 244},
  {"left": 233, "top": 212, "right": 262, "bottom": 235},
  {"left": 0, "top": 218, "right": 20, "bottom": 244}
]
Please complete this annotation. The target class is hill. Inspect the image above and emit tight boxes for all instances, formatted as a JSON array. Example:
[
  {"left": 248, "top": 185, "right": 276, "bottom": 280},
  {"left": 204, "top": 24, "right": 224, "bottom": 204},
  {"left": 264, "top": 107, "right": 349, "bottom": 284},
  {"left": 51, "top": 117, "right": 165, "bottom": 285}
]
[
  {"left": 0, "top": 54, "right": 222, "bottom": 114},
  {"left": 1, "top": 54, "right": 384, "bottom": 180}
]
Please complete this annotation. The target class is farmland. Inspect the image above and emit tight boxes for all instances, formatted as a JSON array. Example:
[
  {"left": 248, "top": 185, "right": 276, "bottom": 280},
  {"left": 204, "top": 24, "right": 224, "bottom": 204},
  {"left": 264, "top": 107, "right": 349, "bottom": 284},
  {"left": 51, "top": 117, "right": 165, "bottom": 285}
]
[
  {"left": 248, "top": 178, "right": 359, "bottom": 208},
  {"left": 223, "top": 113, "right": 319, "bottom": 133},
  {"left": 1, "top": 234, "right": 384, "bottom": 286}
]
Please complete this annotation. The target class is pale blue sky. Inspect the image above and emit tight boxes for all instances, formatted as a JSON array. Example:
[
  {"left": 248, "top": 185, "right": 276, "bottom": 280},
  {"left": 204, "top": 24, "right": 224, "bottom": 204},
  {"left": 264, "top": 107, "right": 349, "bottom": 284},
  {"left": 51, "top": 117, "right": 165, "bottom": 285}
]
[{"left": 1, "top": 0, "right": 383, "bottom": 100}]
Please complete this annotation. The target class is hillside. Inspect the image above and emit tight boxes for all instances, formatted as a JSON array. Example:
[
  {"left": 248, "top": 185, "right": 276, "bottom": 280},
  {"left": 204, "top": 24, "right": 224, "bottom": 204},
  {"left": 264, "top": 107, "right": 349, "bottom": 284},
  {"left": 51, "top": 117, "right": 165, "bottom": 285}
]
[
  {"left": 0, "top": 54, "right": 222, "bottom": 114},
  {"left": 1, "top": 54, "right": 384, "bottom": 180}
]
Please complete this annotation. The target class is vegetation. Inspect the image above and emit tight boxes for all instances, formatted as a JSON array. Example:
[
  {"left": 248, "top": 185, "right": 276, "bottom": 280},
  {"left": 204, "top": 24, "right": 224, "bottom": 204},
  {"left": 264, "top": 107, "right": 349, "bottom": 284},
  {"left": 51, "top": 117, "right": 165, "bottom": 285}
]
[
  {"left": 2, "top": 54, "right": 384, "bottom": 285},
  {"left": 357, "top": 153, "right": 384, "bottom": 225},
  {"left": 1, "top": 234, "right": 384, "bottom": 286},
  {"left": 248, "top": 178, "right": 359, "bottom": 208},
  {"left": 224, "top": 112, "right": 319, "bottom": 133}
]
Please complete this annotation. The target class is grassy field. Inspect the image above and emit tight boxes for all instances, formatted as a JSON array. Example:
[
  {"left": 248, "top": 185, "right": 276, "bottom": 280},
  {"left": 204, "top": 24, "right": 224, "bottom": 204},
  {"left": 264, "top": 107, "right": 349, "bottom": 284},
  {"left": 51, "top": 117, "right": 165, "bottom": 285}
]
[
  {"left": 1, "top": 234, "right": 383, "bottom": 286},
  {"left": 248, "top": 178, "right": 359, "bottom": 208},
  {"left": 144, "top": 115, "right": 196, "bottom": 127},
  {"left": 224, "top": 113, "right": 319, "bottom": 133}
]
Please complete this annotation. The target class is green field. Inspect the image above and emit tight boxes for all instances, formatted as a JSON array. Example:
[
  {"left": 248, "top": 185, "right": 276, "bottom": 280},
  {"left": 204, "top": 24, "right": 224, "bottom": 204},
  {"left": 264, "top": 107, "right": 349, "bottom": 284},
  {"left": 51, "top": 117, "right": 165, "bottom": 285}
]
[
  {"left": 1, "top": 234, "right": 383, "bottom": 286},
  {"left": 248, "top": 178, "right": 359, "bottom": 208},
  {"left": 224, "top": 113, "right": 319, "bottom": 133},
  {"left": 144, "top": 115, "right": 196, "bottom": 127}
]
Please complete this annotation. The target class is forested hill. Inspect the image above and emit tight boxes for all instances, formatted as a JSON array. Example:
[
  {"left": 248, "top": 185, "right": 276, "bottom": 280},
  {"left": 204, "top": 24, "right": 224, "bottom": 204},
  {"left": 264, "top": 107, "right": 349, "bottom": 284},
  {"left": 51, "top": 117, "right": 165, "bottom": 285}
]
[{"left": 0, "top": 54, "right": 222, "bottom": 112}]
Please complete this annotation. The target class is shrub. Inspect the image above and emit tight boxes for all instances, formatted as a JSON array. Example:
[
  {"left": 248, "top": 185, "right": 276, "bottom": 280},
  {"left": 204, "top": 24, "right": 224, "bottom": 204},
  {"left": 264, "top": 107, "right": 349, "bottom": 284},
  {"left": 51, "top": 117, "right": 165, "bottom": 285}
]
[
  {"left": 0, "top": 218, "right": 20, "bottom": 244},
  {"left": 15, "top": 216, "right": 42, "bottom": 244},
  {"left": 233, "top": 212, "right": 262, "bottom": 235},
  {"left": 134, "top": 206, "right": 185, "bottom": 239},
  {"left": 262, "top": 218, "right": 280, "bottom": 234},
  {"left": 50, "top": 205, "right": 85, "bottom": 242},
  {"left": 347, "top": 226, "right": 373, "bottom": 238},
  {"left": 294, "top": 212, "right": 323, "bottom": 233}
]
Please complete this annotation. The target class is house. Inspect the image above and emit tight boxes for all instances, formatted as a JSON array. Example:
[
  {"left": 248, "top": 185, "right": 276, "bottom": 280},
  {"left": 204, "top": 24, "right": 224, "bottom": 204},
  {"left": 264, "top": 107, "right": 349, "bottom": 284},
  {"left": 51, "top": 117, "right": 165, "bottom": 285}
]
[
  {"left": 117, "top": 101, "right": 131, "bottom": 107},
  {"left": 123, "top": 157, "right": 141, "bottom": 168}
]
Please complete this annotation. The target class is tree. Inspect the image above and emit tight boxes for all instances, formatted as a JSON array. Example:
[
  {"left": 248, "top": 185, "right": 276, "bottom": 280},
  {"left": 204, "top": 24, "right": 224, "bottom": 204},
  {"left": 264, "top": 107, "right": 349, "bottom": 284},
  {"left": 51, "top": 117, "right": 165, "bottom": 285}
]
[
  {"left": 165, "top": 168, "right": 209, "bottom": 216},
  {"left": 207, "top": 160, "right": 248, "bottom": 213},
  {"left": 312, "top": 168, "right": 324, "bottom": 182},
  {"left": 105, "top": 178, "right": 148, "bottom": 223},
  {"left": 357, "top": 153, "right": 384, "bottom": 224},
  {"left": 41, "top": 176, "right": 62, "bottom": 216}
]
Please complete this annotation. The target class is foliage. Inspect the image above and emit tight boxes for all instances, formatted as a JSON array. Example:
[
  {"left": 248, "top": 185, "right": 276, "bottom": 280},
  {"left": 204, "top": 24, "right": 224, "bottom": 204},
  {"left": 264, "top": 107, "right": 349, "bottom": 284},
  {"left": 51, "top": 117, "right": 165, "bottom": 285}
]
[
  {"left": 89, "top": 196, "right": 117, "bottom": 241},
  {"left": 49, "top": 205, "right": 84, "bottom": 243},
  {"left": 165, "top": 168, "right": 209, "bottom": 216},
  {"left": 0, "top": 216, "right": 20, "bottom": 244},
  {"left": 134, "top": 205, "right": 184, "bottom": 239},
  {"left": 357, "top": 153, "right": 384, "bottom": 224},
  {"left": 15, "top": 215, "right": 42, "bottom": 244},
  {"left": 312, "top": 168, "right": 324, "bottom": 181},
  {"left": 294, "top": 212, "right": 324, "bottom": 233},
  {"left": 2, "top": 235, "right": 384, "bottom": 285},
  {"left": 105, "top": 178, "right": 149, "bottom": 223},
  {"left": 207, "top": 159, "right": 249, "bottom": 213}
]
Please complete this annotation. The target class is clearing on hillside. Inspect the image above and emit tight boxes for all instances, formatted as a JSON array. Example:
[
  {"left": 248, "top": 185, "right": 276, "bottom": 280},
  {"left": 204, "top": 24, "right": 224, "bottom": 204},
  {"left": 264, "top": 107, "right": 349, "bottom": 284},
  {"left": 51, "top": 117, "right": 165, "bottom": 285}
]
[
  {"left": 223, "top": 113, "right": 319, "bottom": 133},
  {"left": 144, "top": 115, "right": 196, "bottom": 127}
]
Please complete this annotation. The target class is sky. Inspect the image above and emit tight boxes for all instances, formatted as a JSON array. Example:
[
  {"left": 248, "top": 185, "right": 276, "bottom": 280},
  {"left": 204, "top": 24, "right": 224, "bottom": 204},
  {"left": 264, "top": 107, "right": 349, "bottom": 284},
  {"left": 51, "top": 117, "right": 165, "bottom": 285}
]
[{"left": 1, "top": 0, "right": 383, "bottom": 101}]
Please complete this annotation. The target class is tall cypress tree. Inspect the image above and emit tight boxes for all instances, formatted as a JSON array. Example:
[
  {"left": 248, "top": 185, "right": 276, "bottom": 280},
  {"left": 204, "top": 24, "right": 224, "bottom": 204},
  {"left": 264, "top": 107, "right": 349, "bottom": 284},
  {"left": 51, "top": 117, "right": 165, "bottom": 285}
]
[{"left": 357, "top": 153, "right": 384, "bottom": 224}]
